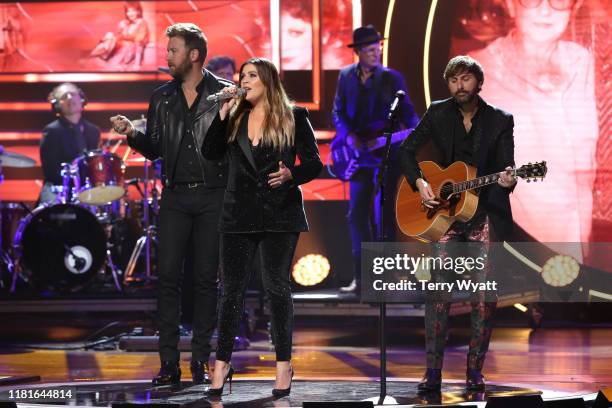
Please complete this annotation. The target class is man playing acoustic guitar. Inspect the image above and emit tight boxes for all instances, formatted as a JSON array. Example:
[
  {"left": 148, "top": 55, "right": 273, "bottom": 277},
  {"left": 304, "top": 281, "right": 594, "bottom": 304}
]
[
  {"left": 398, "top": 55, "right": 517, "bottom": 391},
  {"left": 332, "top": 25, "right": 419, "bottom": 293}
]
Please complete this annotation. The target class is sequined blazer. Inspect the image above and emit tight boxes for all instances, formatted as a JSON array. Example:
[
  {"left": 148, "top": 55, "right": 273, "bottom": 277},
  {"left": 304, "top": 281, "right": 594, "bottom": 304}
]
[{"left": 202, "top": 106, "right": 323, "bottom": 233}]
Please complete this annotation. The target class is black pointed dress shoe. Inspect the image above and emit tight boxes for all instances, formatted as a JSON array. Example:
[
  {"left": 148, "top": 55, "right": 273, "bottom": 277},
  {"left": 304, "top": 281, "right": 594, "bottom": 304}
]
[
  {"left": 206, "top": 365, "right": 234, "bottom": 396},
  {"left": 466, "top": 369, "right": 485, "bottom": 390},
  {"left": 417, "top": 368, "right": 442, "bottom": 391},
  {"left": 191, "top": 360, "right": 211, "bottom": 385},
  {"left": 272, "top": 367, "right": 294, "bottom": 398},
  {"left": 152, "top": 361, "right": 181, "bottom": 386}
]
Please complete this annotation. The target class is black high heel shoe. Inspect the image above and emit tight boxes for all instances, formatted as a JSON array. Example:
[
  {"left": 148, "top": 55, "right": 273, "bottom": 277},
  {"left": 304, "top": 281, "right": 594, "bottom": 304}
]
[
  {"left": 206, "top": 365, "right": 234, "bottom": 396},
  {"left": 272, "top": 367, "right": 294, "bottom": 398}
]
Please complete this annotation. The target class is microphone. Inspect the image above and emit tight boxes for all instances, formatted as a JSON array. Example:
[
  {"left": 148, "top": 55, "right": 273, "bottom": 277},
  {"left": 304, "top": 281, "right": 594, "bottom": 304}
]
[
  {"left": 206, "top": 88, "right": 246, "bottom": 102},
  {"left": 158, "top": 66, "right": 170, "bottom": 74},
  {"left": 388, "top": 90, "right": 405, "bottom": 120}
]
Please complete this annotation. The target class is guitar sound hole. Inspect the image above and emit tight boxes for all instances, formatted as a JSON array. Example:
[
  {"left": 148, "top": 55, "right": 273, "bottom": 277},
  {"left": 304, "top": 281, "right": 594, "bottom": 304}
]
[{"left": 439, "top": 182, "right": 454, "bottom": 201}]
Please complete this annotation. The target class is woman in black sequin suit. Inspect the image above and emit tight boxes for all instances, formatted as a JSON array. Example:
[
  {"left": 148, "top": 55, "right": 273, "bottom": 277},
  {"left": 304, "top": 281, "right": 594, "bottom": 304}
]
[{"left": 202, "top": 58, "right": 323, "bottom": 396}]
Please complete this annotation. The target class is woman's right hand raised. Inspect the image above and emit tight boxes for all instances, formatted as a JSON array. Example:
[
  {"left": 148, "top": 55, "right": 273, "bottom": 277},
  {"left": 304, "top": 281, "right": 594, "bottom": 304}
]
[{"left": 218, "top": 86, "right": 241, "bottom": 121}]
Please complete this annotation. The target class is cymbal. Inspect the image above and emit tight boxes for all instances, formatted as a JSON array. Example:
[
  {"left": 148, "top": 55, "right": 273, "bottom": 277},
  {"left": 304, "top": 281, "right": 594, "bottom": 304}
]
[{"left": 0, "top": 149, "right": 36, "bottom": 168}]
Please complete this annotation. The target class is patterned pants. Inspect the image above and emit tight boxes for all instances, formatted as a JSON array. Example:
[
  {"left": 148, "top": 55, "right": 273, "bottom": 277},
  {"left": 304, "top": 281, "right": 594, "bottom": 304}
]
[{"left": 425, "top": 210, "right": 497, "bottom": 370}]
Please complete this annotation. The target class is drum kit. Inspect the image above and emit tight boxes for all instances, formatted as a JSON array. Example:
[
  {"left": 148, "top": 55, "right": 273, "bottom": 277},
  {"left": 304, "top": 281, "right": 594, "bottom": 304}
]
[{"left": 0, "top": 121, "right": 160, "bottom": 293}]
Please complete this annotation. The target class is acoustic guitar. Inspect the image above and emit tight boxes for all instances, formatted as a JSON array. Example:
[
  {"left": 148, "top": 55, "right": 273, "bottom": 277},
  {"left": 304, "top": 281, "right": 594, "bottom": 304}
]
[{"left": 395, "top": 160, "right": 547, "bottom": 242}]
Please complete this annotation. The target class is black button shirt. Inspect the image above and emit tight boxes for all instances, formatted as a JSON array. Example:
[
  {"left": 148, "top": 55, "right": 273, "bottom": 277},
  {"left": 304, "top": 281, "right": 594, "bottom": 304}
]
[
  {"left": 40, "top": 117, "right": 100, "bottom": 185},
  {"left": 174, "top": 79, "right": 205, "bottom": 183},
  {"left": 353, "top": 66, "right": 375, "bottom": 134},
  {"left": 452, "top": 97, "right": 484, "bottom": 166}
]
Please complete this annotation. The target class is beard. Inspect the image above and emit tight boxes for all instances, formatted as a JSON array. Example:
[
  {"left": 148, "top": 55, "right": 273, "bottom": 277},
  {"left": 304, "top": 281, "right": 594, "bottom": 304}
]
[
  {"left": 453, "top": 88, "right": 478, "bottom": 105},
  {"left": 169, "top": 58, "right": 193, "bottom": 80}
]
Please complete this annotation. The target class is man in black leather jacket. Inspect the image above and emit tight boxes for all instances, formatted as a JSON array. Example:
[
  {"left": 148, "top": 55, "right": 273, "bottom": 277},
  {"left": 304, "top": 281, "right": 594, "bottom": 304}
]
[{"left": 111, "top": 23, "right": 232, "bottom": 386}]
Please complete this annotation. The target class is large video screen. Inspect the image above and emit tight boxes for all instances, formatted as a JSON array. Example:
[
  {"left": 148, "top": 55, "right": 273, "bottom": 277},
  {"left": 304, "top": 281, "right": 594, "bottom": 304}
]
[
  {"left": 446, "top": 0, "right": 609, "bottom": 253},
  {"left": 0, "top": 0, "right": 354, "bottom": 73},
  {"left": 0, "top": 1, "right": 272, "bottom": 72}
]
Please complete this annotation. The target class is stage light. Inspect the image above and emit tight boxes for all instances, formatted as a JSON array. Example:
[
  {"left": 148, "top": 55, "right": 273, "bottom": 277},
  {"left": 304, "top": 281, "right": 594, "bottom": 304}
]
[
  {"left": 514, "top": 303, "right": 528, "bottom": 313},
  {"left": 541, "top": 254, "right": 580, "bottom": 287},
  {"left": 292, "top": 254, "right": 330, "bottom": 286}
]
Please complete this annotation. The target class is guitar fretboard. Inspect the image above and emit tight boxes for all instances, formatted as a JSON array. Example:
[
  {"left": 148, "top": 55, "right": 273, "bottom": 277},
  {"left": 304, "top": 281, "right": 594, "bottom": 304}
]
[{"left": 452, "top": 173, "right": 501, "bottom": 194}]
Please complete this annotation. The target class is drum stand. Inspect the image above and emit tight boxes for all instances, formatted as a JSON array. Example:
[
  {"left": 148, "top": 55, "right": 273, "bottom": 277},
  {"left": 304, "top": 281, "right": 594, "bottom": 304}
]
[
  {"left": 105, "top": 247, "right": 123, "bottom": 291},
  {"left": 61, "top": 162, "right": 123, "bottom": 292},
  {"left": 0, "top": 161, "right": 17, "bottom": 292},
  {"left": 124, "top": 159, "right": 159, "bottom": 283},
  {"left": 0, "top": 206, "right": 17, "bottom": 292}
]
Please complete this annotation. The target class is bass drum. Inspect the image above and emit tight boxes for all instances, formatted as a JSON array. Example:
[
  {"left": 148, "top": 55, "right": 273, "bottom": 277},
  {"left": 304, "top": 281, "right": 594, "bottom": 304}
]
[{"left": 14, "top": 204, "right": 107, "bottom": 291}]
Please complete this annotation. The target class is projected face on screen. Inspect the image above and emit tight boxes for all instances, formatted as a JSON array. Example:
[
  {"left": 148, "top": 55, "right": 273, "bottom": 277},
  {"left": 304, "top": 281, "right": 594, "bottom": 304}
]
[
  {"left": 279, "top": 0, "right": 353, "bottom": 70},
  {"left": 510, "top": 0, "right": 574, "bottom": 44},
  {"left": 281, "top": 7, "right": 313, "bottom": 70},
  {"left": 450, "top": 0, "right": 604, "bottom": 255}
]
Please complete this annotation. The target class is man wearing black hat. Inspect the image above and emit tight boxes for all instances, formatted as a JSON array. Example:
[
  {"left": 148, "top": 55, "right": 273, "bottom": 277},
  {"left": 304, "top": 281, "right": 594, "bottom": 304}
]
[{"left": 332, "top": 25, "right": 419, "bottom": 293}]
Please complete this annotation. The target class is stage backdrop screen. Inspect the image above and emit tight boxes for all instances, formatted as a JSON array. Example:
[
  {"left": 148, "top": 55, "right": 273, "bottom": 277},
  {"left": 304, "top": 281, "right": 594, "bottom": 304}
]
[
  {"left": 0, "top": 1, "right": 272, "bottom": 72},
  {"left": 441, "top": 0, "right": 610, "bottom": 256},
  {"left": 0, "top": 0, "right": 354, "bottom": 73}
]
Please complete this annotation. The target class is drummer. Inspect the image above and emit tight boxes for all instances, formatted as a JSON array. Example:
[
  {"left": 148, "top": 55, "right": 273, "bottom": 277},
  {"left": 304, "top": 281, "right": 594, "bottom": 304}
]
[{"left": 39, "top": 83, "right": 101, "bottom": 204}]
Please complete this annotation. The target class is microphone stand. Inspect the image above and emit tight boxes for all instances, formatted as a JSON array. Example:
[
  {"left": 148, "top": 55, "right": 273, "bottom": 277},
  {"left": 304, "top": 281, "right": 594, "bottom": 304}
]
[{"left": 369, "top": 91, "right": 405, "bottom": 405}]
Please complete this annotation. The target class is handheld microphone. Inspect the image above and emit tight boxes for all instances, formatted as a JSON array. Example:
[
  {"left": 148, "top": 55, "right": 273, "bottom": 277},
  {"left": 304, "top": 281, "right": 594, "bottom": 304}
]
[{"left": 206, "top": 88, "right": 246, "bottom": 102}]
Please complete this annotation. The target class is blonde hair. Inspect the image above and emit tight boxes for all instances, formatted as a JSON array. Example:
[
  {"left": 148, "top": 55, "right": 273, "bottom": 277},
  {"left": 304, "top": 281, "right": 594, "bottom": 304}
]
[{"left": 228, "top": 58, "right": 294, "bottom": 151}]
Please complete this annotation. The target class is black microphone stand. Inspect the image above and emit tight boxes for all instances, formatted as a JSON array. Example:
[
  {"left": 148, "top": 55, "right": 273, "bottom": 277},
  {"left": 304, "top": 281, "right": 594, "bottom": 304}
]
[{"left": 370, "top": 90, "right": 405, "bottom": 405}]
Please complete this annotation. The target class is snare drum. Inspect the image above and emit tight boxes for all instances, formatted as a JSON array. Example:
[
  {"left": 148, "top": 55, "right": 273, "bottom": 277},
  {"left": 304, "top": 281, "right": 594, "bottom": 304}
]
[{"left": 71, "top": 150, "right": 125, "bottom": 205}]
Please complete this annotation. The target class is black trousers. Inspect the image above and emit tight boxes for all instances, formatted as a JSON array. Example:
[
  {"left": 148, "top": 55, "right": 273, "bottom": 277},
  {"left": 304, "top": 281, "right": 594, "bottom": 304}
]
[
  {"left": 216, "top": 231, "right": 299, "bottom": 362},
  {"left": 347, "top": 145, "right": 401, "bottom": 283},
  {"left": 157, "top": 185, "right": 224, "bottom": 363}
]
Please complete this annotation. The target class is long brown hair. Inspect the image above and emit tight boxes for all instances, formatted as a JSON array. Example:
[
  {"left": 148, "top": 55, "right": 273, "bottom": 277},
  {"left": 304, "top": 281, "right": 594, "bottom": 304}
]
[{"left": 228, "top": 58, "right": 295, "bottom": 151}]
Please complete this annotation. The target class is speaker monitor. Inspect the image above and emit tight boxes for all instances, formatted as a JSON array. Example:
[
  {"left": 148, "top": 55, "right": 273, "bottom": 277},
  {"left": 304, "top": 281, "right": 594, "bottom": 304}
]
[
  {"left": 303, "top": 403, "right": 373, "bottom": 408},
  {"left": 593, "top": 388, "right": 612, "bottom": 408},
  {"left": 112, "top": 404, "right": 180, "bottom": 408},
  {"left": 544, "top": 398, "right": 586, "bottom": 408},
  {"left": 485, "top": 395, "right": 545, "bottom": 408}
]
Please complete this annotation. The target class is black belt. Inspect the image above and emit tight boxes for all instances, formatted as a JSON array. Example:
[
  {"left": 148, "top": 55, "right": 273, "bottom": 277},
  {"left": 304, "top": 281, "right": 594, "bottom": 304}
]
[{"left": 172, "top": 181, "right": 206, "bottom": 189}]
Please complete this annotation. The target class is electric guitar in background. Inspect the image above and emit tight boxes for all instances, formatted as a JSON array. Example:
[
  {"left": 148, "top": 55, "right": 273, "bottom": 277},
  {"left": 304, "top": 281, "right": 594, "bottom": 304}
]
[
  {"left": 395, "top": 160, "right": 547, "bottom": 242},
  {"left": 328, "top": 122, "right": 413, "bottom": 181}
]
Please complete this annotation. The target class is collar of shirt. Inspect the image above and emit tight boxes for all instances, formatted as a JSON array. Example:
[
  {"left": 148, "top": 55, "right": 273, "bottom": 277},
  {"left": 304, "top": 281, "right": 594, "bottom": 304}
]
[
  {"left": 58, "top": 116, "right": 85, "bottom": 133},
  {"left": 353, "top": 63, "right": 380, "bottom": 79},
  {"left": 179, "top": 77, "right": 206, "bottom": 111},
  {"left": 454, "top": 95, "right": 485, "bottom": 123},
  {"left": 58, "top": 116, "right": 82, "bottom": 128}
]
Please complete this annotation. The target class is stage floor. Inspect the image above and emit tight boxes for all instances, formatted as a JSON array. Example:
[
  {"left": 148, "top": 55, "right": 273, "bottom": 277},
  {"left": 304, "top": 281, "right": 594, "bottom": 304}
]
[
  {"left": 0, "top": 323, "right": 610, "bottom": 407},
  {"left": 0, "top": 379, "right": 560, "bottom": 407}
]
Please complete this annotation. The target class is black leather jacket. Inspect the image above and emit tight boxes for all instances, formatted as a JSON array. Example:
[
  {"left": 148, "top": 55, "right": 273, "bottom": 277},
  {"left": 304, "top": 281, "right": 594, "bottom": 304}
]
[{"left": 127, "top": 70, "right": 233, "bottom": 188}]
